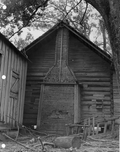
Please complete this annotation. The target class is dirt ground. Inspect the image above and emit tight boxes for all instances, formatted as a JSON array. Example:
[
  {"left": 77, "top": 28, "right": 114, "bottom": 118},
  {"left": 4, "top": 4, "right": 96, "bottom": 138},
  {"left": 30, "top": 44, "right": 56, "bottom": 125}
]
[{"left": 0, "top": 132, "right": 119, "bottom": 152}]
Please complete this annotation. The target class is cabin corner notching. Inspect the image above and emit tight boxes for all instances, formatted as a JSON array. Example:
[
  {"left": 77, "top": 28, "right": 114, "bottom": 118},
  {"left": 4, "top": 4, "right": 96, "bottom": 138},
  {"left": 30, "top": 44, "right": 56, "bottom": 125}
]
[{"left": 23, "top": 21, "right": 118, "bottom": 134}]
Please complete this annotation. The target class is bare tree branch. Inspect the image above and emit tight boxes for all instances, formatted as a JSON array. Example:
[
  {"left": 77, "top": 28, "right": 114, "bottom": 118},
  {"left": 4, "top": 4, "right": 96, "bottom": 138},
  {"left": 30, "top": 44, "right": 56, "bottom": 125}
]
[
  {"left": 80, "top": 1, "right": 88, "bottom": 25},
  {"left": 8, "top": 27, "right": 23, "bottom": 39},
  {"left": 63, "top": 0, "right": 82, "bottom": 20},
  {"left": 50, "top": 1, "right": 65, "bottom": 15},
  {"left": 67, "top": 15, "right": 81, "bottom": 32},
  {"left": 3, "top": 133, "right": 37, "bottom": 151},
  {"left": 8, "top": 0, "right": 49, "bottom": 39}
]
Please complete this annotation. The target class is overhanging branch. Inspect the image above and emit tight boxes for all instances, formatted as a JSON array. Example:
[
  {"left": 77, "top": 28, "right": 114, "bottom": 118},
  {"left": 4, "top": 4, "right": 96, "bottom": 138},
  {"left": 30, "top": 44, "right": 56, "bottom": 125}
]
[
  {"left": 8, "top": 0, "right": 49, "bottom": 39},
  {"left": 63, "top": 0, "right": 82, "bottom": 21},
  {"left": 80, "top": 1, "right": 88, "bottom": 25}
]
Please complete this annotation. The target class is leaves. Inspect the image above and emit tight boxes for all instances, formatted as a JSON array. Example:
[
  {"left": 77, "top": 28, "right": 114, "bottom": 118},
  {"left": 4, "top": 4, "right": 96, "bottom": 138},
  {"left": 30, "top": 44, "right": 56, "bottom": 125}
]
[
  {"left": 0, "top": 0, "right": 111, "bottom": 53},
  {"left": 1, "top": 0, "right": 49, "bottom": 28},
  {"left": 13, "top": 32, "right": 34, "bottom": 50}
]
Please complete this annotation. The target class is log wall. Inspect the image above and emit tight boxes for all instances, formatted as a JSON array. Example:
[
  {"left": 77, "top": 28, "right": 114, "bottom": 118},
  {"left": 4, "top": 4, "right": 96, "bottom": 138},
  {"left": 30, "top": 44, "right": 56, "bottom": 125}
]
[
  {"left": 113, "top": 73, "right": 120, "bottom": 117},
  {"left": 0, "top": 38, "right": 27, "bottom": 127},
  {"left": 24, "top": 28, "right": 114, "bottom": 129},
  {"left": 68, "top": 32, "right": 112, "bottom": 120},
  {"left": 23, "top": 33, "right": 56, "bottom": 126}
]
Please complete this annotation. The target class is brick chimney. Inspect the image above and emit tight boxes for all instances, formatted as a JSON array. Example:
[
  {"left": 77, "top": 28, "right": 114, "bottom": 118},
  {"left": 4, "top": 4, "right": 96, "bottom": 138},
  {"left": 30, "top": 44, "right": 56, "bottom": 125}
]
[
  {"left": 44, "top": 26, "right": 76, "bottom": 83},
  {"left": 37, "top": 26, "right": 80, "bottom": 134}
]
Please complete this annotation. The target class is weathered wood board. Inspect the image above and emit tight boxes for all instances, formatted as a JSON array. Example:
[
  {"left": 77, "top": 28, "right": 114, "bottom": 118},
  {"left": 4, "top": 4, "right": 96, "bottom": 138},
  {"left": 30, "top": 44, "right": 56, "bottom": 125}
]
[
  {"left": 0, "top": 35, "right": 27, "bottom": 127},
  {"left": 68, "top": 32, "right": 112, "bottom": 120},
  {"left": 23, "top": 21, "right": 117, "bottom": 134}
]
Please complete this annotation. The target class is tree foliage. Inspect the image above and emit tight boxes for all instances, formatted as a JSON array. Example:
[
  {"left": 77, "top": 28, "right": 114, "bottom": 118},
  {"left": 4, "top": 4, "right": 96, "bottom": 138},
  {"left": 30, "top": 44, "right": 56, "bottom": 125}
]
[
  {"left": 84, "top": 0, "right": 120, "bottom": 90},
  {"left": 1, "top": 0, "right": 120, "bottom": 89},
  {"left": 1, "top": 0, "right": 48, "bottom": 27},
  {"left": 0, "top": 0, "right": 111, "bottom": 52},
  {"left": 30, "top": 0, "right": 111, "bottom": 53},
  {"left": 0, "top": 0, "right": 49, "bottom": 49}
]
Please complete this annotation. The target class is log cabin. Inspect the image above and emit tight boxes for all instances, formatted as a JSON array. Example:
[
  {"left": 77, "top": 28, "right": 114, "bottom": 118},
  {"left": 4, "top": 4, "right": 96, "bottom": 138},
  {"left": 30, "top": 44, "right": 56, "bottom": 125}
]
[
  {"left": 23, "top": 21, "right": 120, "bottom": 134},
  {"left": 0, "top": 33, "right": 27, "bottom": 128}
]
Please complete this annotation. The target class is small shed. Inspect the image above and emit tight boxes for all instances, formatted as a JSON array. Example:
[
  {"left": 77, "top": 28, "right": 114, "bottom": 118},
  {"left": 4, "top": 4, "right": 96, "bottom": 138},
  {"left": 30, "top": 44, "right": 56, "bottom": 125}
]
[
  {"left": 0, "top": 33, "right": 27, "bottom": 127},
  {"left": 23, "top": 21, "right": 120, "bottom": 134}
]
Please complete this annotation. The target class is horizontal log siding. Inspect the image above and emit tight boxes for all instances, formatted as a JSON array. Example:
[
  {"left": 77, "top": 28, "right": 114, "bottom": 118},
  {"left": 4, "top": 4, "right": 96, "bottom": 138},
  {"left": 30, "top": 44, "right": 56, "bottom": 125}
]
[
  {"left": 68, "top": 33, "right": 112, "bottom": 120},
  {"left": 23, "top": 36, "right": 56, "bottom": 126},
  {"left": 0, "top": 40, "right": 27, "bottom": 127},
  {"left": 113, "top": 73, "right": 120, "bottom": 117}
]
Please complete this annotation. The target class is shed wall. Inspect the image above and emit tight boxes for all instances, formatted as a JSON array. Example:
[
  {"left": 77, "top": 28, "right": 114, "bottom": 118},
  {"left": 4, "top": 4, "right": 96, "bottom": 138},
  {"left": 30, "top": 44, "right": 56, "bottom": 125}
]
[
  {"left": 0, "top": 39, "right": 27, "bottom": 127},
  {"left": 24, "top": 29, "right": 113, "bottom": 128}
]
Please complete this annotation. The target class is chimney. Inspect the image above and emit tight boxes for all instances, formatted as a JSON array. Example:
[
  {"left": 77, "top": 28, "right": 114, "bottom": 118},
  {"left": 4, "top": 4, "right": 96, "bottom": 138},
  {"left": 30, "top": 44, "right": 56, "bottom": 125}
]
[
  {"left": 37, "top": 26, "right": 80, "bottom": 133},
  {"left": 44, "top": 26, "right": 76, "bottom": 83}
]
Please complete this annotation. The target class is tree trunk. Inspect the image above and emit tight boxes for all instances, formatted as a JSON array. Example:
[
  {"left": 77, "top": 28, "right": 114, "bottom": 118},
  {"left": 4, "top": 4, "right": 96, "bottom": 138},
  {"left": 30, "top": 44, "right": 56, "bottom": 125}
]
[{"left": 85, "top": 0, "right": 120, "bottom": 88}]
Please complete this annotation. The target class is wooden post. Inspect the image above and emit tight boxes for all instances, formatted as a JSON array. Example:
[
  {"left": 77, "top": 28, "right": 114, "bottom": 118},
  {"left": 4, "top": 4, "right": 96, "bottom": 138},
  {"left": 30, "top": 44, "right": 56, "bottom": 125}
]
[
  {"left": 74, "top": 85, "right": 80, "bottom": 123},
  {"left": 96, "top": 123, "right": 99, "bottom": 135},
  {"left": 65, "top": 125, "right": 70, "bottom": 136},
  {"left": 37, "top": 84, "right": 44, "bottom": 129},
  {"left": 92, "top": 117, "right": 95, "bottom": 135},
  {"left": 119, "top": 124, "right": 120, "bottom": 151},
  {"left": 104, "top": 122, "right": 107, "bottom": 133},
  {"left": 111, "top": 120, "right": 115, "bottom": 133},
  {"left": 88, "top": 118, "right": 91, "bottom": 136},
  {"left": 110, "top": 68, "right": 114, "bottom": 116}
]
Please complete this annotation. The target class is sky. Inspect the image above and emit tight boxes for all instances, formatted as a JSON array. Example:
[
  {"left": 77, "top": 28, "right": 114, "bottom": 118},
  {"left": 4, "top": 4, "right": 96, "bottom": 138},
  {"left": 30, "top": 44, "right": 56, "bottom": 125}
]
[
  {"left": 20, "top": 8, "right": 103, "bottom": 45},
  {"left": 0, "top": 0, "right": 111, "bottom": 53},
  {"left": 20, "top": 28, "right": 46, "bottom": 39}
]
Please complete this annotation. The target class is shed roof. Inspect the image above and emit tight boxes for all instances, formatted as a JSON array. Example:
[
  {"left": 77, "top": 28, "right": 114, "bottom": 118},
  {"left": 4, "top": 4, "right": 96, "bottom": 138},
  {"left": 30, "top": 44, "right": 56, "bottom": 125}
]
[
  {"left": 0, "top": 32, "right": 28, "bottom": 60},
  {"left": 23, "top": 20, "right": 112, "bottom": 63}
]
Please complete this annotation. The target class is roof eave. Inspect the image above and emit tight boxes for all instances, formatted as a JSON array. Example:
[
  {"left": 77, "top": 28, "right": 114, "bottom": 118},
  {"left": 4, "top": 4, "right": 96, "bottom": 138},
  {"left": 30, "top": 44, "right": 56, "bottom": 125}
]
[{"left": 0, "top": 33, "right": 28, "bottom": 60}]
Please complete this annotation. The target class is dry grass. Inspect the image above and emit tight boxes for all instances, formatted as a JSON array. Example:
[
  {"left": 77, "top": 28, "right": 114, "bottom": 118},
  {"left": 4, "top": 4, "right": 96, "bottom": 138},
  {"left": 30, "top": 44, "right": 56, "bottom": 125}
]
[{"left": 0, "top": 130, "right": 119, "bottom": 152}]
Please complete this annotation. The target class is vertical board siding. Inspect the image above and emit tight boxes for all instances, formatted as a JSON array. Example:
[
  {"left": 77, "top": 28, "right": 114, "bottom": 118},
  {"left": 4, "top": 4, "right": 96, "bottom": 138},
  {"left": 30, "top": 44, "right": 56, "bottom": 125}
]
[
  {"left": 15, "top": 56, "right": 20, "bottom": 124},
  {"left": 23, "top": 35, "right": 56, "bottom": 126},
  {"left": 17, "top": 57, "right": 23, "bottom": 124},
  {"left": 0, "top": 39, "right": 27, "bottom": 127},
  {"left": 68, "top": 33, "right": 112, "bottom": 120},
  {"left": 113, "top": 73, "right": 120, "bottom": 117},
  {"left": 1, "top": 43, "right": 8, "bottom": 121},
  {"left": 19, "top": 60, "right": 27, "bottom": 124},
  {"left": 4, "top": 46, "right": 12, "bottom": 123}
]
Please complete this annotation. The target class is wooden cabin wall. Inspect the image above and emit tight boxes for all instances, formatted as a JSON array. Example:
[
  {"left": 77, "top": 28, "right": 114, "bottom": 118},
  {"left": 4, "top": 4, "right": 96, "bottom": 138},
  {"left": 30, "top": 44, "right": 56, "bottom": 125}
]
[
  {"left": 23, "top": 34, "right": 56, "bottom": 126},
  {"left": 0, "top": 39, "right": 27, "bottom": 127},
  {"left": 113, "top": 73, "right": 120, "bottom": 117},
  {"left": 68, "top": 32, "right": 112, "bottom": 120},
  {"left": 24, "top": 28, "right": 113, "bottom": 129}
]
